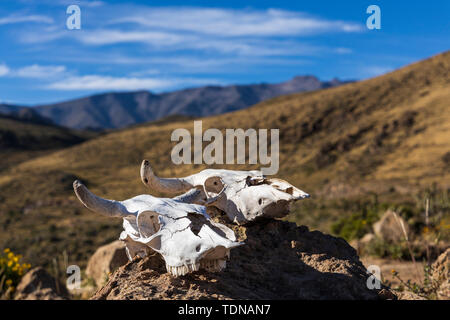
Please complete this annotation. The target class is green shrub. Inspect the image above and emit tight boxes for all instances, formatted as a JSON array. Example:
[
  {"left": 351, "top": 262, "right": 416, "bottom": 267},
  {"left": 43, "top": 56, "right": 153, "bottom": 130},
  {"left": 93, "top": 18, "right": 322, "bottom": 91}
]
[
  {"left": 365, "top": 237, "right": 411, "bottom": 260},
  {"left": 331, "top": 204, "right": 380, "bottom": 241}
]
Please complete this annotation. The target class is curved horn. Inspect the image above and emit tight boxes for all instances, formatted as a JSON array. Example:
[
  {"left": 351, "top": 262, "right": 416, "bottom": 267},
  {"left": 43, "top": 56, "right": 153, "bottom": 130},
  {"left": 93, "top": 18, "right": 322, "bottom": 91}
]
[
  {"left": 140, "top": 160, "right": 194, "bottom": 194},
  {"left": 73, "top": 180, "right": 133, "bottom": 218},
  {"left": 173, "top": 188, "right": 207, "bottom": 205}
]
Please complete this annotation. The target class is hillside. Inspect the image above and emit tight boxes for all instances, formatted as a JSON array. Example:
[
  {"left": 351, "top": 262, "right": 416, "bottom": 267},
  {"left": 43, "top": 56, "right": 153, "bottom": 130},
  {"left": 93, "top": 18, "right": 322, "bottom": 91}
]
[
  {"left": 0, "top": 51, "right": 449, "bottom": 268},
  {"left": 0, "top": 116, "right": 98, "bottom": 172},
  {"left": 1, "top": 76, "right": 347, "bottom": 130}
]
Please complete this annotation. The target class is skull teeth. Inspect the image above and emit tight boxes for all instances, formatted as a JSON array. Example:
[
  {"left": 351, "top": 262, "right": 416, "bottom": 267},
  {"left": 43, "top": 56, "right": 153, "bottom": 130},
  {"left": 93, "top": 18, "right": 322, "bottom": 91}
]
[
  {"left": 166, "top": 263, "right": 200, "bottom": 277},
  {"left": 166, "top": 259, "right": 227, "bottom": 277}
]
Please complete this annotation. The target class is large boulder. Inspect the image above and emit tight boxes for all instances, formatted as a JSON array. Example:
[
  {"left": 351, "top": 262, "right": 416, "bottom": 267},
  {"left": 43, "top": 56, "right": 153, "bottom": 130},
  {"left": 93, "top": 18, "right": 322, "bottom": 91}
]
[
  {"left": 14, "top": 267, "right": 68, "bottom": 300},
  {"left": 373, "top": 210, "right": 410, "bottom": 243},
  {"left": 92, "top": 219, "right": 394, "bottom": 300},
  {"left": 86, "top": 240, "right": 129, "bottom": 288}
]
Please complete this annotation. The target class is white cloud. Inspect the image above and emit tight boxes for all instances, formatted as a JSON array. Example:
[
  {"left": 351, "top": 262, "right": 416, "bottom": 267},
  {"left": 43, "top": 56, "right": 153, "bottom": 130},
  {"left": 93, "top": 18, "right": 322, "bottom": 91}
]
[
  {"left": 14, "top": 64, "right": 67, "bottom": 78},
  {"left": 0, "top": 14, "right": 53, "bottom": 25},
  {"left": 0, "top": 64, "right": 10, "bottom": 76},
  {"left": 16, "top": 6, "right": 359, "bottom": 58},
  {"left": 45, "top": 75, "right": 218, "bottom": 91},
  {"left": 79, "top": 30, "right": 185, "bottom": 46},
  {"left": 76, "top": 29, "right": 321, "bottom": 56},
  {"left": 335, "top": 47, "right": 353, "bottom": 54},
  {"left": 111, "top": 7, "right": 363, "bottom": 37},
  {"left": 58, "top": 0, "right": 104, "bottom": 7},
  {"left": 362, "top": 66, "right": 393, "bottom": 77}
]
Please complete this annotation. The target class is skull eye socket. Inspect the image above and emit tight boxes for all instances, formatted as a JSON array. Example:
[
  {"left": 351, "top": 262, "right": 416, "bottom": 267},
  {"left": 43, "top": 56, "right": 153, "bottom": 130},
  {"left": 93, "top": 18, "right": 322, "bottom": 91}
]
[
  {"left": 196, "top": 245, "right": 201, "bottom": 252},
  {"left": 258, "top": 198, "right": 263, "bottom": 205},
  {"left": 204, "top": 176, "right": 224, "bottom": 194}
]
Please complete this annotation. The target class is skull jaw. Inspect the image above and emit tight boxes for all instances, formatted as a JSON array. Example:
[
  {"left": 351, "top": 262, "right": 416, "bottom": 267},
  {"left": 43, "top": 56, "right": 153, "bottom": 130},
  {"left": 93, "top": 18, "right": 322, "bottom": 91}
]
[
  {"left": 121, "top": 236, "right": 233, "bottom": 277},
  {"left": 223, "top": 199, "right": 292, "bottom": 225},
  {"left": 261, "top": 200, "right": 291, "bottom": 219}
]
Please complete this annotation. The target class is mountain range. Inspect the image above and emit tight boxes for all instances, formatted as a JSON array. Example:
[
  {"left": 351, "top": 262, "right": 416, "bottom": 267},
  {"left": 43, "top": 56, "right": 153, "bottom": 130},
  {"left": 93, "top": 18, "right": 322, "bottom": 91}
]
[{"left": 0, "top": 76, "right": 347, "bottom": 130}]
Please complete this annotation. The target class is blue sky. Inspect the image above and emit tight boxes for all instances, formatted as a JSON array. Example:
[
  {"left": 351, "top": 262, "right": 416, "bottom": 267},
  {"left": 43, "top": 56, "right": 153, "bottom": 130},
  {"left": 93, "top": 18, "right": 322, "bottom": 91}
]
[{"left": 0, "top": 0, "right": 449, "bottom": 105}]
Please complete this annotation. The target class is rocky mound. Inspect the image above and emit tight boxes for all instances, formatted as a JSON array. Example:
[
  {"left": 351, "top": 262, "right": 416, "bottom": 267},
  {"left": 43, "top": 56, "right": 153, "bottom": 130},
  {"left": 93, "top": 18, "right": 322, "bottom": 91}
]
[{"left": 92, "top": 219, "right": 393, "bottom": 300}]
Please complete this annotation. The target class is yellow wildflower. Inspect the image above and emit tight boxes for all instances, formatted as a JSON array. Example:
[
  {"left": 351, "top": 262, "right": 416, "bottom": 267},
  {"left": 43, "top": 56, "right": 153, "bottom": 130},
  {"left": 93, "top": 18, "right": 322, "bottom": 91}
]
[
  {"left": 3, "top": 248, "right": 10, "bottom": 253},
  {"left": 7, "top": 260, "right": 13, "bottom": 267},
  {"left": 5, "top": 279, "right": 12, "bottom": 286},
  {"left": 7, "top": 252, "right": 14, "bottom": 259}
]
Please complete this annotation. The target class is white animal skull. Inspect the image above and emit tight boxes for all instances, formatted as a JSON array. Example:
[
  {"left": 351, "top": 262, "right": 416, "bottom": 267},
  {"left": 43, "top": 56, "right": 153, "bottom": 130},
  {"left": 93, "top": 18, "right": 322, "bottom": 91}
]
[
  {"left": 140, "top": 160, "right": 310, "bottom": 225},
  {"left": 73, "top": 180, "right": 242, "bottom": 277}
]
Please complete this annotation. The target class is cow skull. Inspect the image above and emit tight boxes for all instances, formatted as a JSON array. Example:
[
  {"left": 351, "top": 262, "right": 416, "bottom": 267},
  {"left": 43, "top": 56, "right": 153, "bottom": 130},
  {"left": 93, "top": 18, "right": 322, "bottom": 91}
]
[
  {"left": 140, "top": 160, "right": 310, "bottom": 225},
  {"left": 73, "top": 180, "right": 242, "bottom": 277}
]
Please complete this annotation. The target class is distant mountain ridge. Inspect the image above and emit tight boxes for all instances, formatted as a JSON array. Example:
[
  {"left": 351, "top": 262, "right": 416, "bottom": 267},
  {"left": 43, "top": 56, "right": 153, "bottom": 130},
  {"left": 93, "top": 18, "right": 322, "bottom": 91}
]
[{"left": 0, "top": 76, "right": 349, "bottom": 129}]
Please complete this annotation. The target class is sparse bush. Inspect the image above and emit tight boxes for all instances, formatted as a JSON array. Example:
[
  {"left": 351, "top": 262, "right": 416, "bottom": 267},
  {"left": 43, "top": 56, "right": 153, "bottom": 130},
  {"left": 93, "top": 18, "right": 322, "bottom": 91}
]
[
  {"left": 365, "top": 237, "right": 412, "bottom": 260},
  {"left": 442, "top": 152, "right": 450, "bottom": 167},
  {"left": 390, "top": 264, "right": 443, "bottom": 299},
  {"left": 331, "top": 204, "right": 380, "bottom": 241}
]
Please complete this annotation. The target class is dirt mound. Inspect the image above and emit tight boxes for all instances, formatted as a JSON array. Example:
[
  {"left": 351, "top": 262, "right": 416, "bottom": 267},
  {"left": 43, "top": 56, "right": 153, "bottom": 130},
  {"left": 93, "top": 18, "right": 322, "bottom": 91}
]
[{"left": 92, "top": 219, "right": 392, "bottom": 300}]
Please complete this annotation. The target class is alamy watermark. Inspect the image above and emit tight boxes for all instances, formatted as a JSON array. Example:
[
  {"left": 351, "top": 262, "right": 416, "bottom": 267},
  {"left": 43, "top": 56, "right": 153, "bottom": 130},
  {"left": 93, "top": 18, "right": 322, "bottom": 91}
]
[
  {"left": 366, "top": 5, "right": 381, "bottom": 30},
  {"left": 366, "top": 265, "right": 381, "bottom": 289},
  {"left": 171, "top": 121, "right": 279, "bottom": 175},
  {"left": 66, "top": 264, "right": 81, "bottom": 290},
  {"left": 66, "top": 5, "right": 81, "bottom": 30}
]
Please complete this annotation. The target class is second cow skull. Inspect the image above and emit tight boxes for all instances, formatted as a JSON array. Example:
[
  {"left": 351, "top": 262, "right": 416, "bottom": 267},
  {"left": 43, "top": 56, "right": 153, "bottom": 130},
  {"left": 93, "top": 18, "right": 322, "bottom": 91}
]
[{"left": 140, "top": 160, "right": 310, "bottom": 225}]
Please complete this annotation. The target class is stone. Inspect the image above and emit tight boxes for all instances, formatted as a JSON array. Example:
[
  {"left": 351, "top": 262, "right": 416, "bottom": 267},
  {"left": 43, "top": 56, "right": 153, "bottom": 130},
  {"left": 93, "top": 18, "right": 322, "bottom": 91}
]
[
  {"left": 431, "top": 248, "right": 449, "bottom": 300},
  {"left": 351, "top": 233, "right": 375, "bottom": 255},
  {"left": 91, "top": 220, "right": 394, "bottom": 300},
  {"left": 86, "top": 240, "right": 129, "bottom": 288},
  {"left": 373, "top": 210, "right": 410, "bottom": 243},
  {"left": 14, "top": 267, "right": 68, "bottom": 300}
]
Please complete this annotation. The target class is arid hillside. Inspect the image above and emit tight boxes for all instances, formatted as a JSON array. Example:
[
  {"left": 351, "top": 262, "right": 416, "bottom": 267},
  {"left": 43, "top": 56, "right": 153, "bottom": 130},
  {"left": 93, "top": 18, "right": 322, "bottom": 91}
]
[
  {"left": 0, "top": 116, "right": 98, "bottom": 172},
  {"left": 0, "top": 51, "right": 449, "bottom": 268}
]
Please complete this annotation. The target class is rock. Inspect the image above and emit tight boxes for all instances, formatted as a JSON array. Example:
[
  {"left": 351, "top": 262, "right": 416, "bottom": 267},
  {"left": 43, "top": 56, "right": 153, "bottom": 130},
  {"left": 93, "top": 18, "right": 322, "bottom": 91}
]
[
  {"left": 360, "top": 233, "right": 375, "bottom": 244},
  {"left": 351, "top": 233, "right": 375, "bottom": 255},
  {"left": 395, "top": 291, "right": 426, "bottom": 300},
  {"left": 86, "top": 240, "right": 129, "bottom": 288},
  {"left": 68, "top": 284, "right": 97, "bottom": 300},
  {"left": 92, "top": 220, "right": 394, "bottom": 300},
  {"left": 431, "top": 248, "right": 449, "bottom": 300},
  {"left": 378, "top": 288, "right": 397, "bottom": 300},
  {"left": 373, "top": 210, "right": 410, "bottom": 243},
  {"left": 14, "top": 267, "right": 68, "bottom": 300}
]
